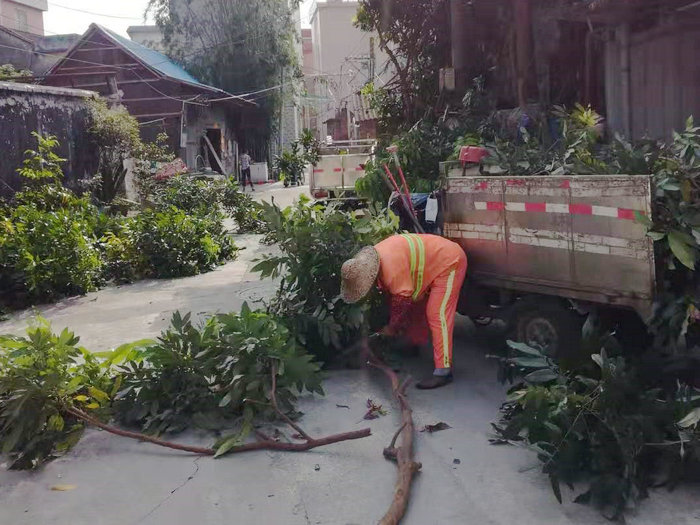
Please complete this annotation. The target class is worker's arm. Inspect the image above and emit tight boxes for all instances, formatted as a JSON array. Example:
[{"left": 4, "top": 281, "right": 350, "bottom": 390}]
[{"left": 380, "top": 295, "right": 414, "bottom": 337}]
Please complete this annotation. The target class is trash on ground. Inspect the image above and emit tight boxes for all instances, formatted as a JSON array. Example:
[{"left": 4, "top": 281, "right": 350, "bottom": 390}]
[
  {"left": 363, "top": 398, "right": 388, "bottom": 420},
  {"left": 420, "top": 422, "right": 451, "bottom": 433}
]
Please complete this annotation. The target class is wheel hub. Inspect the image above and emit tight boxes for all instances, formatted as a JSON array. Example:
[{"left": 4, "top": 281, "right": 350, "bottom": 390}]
[{"left": 523, "top": 317, "right": 559, "bottom": 352}]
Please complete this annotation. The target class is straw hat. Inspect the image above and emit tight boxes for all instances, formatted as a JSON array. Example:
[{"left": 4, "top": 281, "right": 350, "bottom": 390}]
[{"left": 340, "top": 246, "right": 380, "bottom": 304}]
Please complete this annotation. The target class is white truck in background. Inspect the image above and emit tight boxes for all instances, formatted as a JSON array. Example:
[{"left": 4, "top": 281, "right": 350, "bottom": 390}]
[{"left": 309, "top": 139, "right": 375, "bottom": 200}]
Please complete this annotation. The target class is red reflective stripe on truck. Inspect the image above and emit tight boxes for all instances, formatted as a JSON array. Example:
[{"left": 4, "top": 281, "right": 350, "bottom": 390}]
[
  {"left": 569, "top": 203, "right": 593, "bottom": 215},
  {"left": 474, "top": 201, "right": 645, "bottom": 220},
  {"left": 617, "top": 208, "right": 638, "bottom": 220},
  {"left": 524, "top": 202, "right": 546, "bottom": 213},
  {"left": 313, "top": 169, "right": 324, "bottom": 173},
  {"left": 333, "top": 168, "right": 342, "bottom": 172}
]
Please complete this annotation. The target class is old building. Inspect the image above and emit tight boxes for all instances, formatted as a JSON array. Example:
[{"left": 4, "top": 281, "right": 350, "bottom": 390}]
[
  {"left": 0, "top": 0, "right": 46, "bottom": 36},
  {"left": 41, "top": 24, "right": 265, "bottom": 175},
  {"left": 0, "top": 23, "right": 79, "bottom": 75}
]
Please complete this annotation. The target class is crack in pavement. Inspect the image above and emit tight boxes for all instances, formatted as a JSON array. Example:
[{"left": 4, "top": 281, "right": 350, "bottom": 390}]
[{"left": 134, "top": 457, "right": 201, "bottom": 524}]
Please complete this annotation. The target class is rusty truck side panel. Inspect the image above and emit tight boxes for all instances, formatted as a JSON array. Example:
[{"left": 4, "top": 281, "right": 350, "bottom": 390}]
[{"left": 443, "top": 173, "right": 655, "bottom": 317}]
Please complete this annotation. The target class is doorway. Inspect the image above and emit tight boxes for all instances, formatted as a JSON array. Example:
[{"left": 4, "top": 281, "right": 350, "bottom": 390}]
[{"left": 200, "top": 128, "right": 224, "bottom": 174}]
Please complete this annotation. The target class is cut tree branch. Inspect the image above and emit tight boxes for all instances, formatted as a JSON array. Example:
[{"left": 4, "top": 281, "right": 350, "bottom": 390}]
[
  {"left": 65, "top": 367, "right": 371, "bottom": 458},
  {"left": 364, "top": 341, "right": 422, "bottom": 525}
]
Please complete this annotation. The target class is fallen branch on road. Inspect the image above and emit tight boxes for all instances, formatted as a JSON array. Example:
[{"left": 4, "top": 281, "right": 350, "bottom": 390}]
[
  {"left": 65, "top": 364, "right": 371, "bottom": 458},
  {"left": 363, "top": 341, "right": 422, "bottom": 525}
]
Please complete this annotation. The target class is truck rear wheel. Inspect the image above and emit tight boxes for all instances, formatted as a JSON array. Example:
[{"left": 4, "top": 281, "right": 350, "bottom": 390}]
[{"left": 509, "top": 297, "right": 583, "bottom": 362}]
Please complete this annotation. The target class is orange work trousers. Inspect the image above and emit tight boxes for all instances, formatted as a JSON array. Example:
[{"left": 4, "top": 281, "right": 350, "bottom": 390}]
[{"left": 398, "top": 252, "right": 467, "bottom": 369}]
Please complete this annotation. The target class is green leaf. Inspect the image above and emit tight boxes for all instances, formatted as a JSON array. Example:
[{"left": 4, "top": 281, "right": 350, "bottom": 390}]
[
  {"left": 668, "top": 231, "right": 697, "bottom": 270},
  {"left": 506, "top": 341, "right": 544, "bottom": 356},
  {"left": 48, "top": 414, "right": 65, "bottom": 432},
  {"left": 88, "top": 386, "right": 109, "bottom": 402},
  {"left": 634, "top": 211, "right": 653, "bottom": 228},
  {"left": 677, "top": 408, "right": 700, "bottom": 428},
  {"left": 214, "top": 434, "right": 242, "bottom": 458},
  {"left": 511, "top": 356, "right": 549, "bottom": 368},
  {"left": 646, "top": 231, "right": 666, "bottom": 241},
  {"left": 549, "top": 473, "right": 563, "bottom": 504},
  {"left": 524, "top": 369, "right": 558, "bottom": 384},
  {"left": 218, "top": 392, "right": 232, "bottom": 408}
]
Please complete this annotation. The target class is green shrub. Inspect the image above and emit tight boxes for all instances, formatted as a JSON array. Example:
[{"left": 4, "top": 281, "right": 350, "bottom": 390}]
[
  {"left": 87, "top": 99, "right": 141, "bottom": 204},
  {"left": 219, "top": 178, "right": 267, "bottom": 233},
  {"left": 106, "top": 206, "right": 236, "bottom": 280},
  {"left": 253, "top": 199, "right": 398, "bottom": 362},
  {"left": 111, "top": 307, "right": 323, "bottom": 438},
  {"left": 0, "top": 319, "right": 114, "bottom": 469},
  {"left": 0, "top": 205, "right": 103, "bottom": 304},
  {"left": 153, "top": 174, "right": 219, "bottom": 216},
  {"left": 493, "top": 341, "right": 700, "bottom": 520},
  {"left": 154, "top": 174, "right": 267, "bottom": 233}
]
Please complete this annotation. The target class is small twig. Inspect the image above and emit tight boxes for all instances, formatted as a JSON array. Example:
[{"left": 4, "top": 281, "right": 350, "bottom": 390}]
[
  {"left": 269, "top": 363, "right": 312, "bottom": 441},
  {"left": 388, "top": 423, "right": 407, "bottom": 450},
  {"left": 254, "top": 429, "right": 274, "bottom": 442}
]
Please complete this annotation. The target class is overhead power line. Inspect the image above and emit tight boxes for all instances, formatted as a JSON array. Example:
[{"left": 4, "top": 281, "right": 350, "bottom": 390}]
[{"left": 47, "top": 2, "right": 143, "bottom": 20}]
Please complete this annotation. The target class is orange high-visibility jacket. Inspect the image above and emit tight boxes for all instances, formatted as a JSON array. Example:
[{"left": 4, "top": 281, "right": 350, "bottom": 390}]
[{"left": 375, "top": 234, "right": 468, "bottom": 369}]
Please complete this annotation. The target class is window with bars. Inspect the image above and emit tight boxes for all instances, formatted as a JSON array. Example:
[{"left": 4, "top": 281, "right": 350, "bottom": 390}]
[{"left": 15, "top": 9, "right": 28, "bottom": 33}]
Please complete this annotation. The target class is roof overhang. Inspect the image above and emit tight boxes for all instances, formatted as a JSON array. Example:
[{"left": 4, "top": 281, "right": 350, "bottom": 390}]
[{"left": 44, "top": 24, "right": 257, "bottom": 108}]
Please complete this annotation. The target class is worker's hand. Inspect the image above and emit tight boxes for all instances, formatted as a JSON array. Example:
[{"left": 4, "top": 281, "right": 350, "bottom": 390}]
[{"left": 378, "top": 325, "right": 397, "bottom": 337}]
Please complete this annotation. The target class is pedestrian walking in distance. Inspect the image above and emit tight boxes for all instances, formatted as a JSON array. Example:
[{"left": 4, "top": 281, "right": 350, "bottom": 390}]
[{"left": 240, "top": 151, "right": 254, "bottom": 191}]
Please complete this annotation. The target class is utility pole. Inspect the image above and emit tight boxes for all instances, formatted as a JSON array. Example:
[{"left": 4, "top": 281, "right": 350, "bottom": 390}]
[
  {"left": 278, "top": 66, "right": 284, "bottom": 154},
  {"left": 369, "top": 36, "right": 375, "bottom": 82}
]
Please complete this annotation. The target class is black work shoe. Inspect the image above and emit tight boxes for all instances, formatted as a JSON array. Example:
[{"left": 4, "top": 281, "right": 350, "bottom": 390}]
[{"left": 416, "top": 374, "right": 453, "bottom": 390}]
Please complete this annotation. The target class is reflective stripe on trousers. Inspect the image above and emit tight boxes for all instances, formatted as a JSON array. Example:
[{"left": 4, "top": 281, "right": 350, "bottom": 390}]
[{"left": 425, "top": 252, "right": 467, "bottom": 369}]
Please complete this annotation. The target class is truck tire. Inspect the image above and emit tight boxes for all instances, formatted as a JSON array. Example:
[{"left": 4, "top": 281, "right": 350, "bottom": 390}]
[{"left": 508, "top": 297, "right": 583, "bottom": 361}]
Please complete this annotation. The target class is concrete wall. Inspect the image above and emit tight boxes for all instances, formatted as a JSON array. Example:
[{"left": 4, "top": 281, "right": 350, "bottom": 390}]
[
  {"left": 0, "top": 0, "right": 45, "bottom": 35},
  {"left": 605, "top": 20, "right": 700, "bottom": 140},
  {"left": 0, "top": 82, "right": 98, "bottom": 197}
]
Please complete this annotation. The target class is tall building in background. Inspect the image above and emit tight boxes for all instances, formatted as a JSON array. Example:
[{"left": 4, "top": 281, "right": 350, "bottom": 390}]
[
  {"left": 0, "top": 0, "right": 81, "bottom": 75},
  {"left": 126, "top": 25, "right": 164, "bottom": 52},
  {"left": 307, "top": 0, "right": 390, "bottom": 141},
  {"left": 0, "top": 0, "right": 46, "bottom": 36}
]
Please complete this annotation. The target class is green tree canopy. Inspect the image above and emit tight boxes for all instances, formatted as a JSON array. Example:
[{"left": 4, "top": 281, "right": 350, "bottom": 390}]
[
  {"left": 147, "top": 0, "right": 302, "bottom": 142},
  {"left": 355, "top": 0, "right": 451, "bottom": 130}
]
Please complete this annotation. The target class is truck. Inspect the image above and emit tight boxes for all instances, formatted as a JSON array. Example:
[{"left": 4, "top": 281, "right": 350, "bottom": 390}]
[
  {"left": 440, "top": 161, "right": 656, "bottom": 357},
  {"left": 309, "top": 140, "right": 375, "bottom": 200}
]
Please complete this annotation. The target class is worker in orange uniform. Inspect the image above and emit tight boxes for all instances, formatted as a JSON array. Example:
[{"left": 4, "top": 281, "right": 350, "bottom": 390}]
[{"left": 341, "top": 234, "right": 468, "bottom": 389}]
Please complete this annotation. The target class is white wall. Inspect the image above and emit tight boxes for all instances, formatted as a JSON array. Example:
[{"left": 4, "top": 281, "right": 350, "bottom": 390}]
[{"left": 308, "top": 0, "right": 390, "bottom": 139}]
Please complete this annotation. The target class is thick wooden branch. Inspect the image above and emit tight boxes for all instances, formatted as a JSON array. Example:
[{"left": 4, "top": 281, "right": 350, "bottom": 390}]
[
  {"left": 66, "top": 373, "right": 372, "bottom": 458},
  {"left": 364, "top": 342, "right": 422, "bottom": 525}
]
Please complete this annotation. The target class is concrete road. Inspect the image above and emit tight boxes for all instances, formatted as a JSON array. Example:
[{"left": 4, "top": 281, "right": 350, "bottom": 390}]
[
  {"left": 247, "top": 180, "right": 310, "bottom": 210},
  {"left": 0, "top": 196, "right": 698, "bottom": 524}
]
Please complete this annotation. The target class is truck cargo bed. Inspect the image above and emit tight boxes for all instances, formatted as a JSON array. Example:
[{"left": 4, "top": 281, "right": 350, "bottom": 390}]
[{"left": 443, "top": 173, "right": 655, "bottom": 317}]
